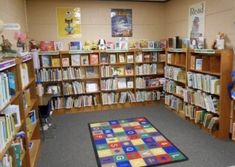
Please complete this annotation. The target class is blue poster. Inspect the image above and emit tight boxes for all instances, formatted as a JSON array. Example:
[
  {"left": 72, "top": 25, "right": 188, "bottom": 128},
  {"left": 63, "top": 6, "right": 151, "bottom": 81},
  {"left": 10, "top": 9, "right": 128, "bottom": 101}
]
[{"left": 111, "top": 9, "right": 132, "bottom": 37}]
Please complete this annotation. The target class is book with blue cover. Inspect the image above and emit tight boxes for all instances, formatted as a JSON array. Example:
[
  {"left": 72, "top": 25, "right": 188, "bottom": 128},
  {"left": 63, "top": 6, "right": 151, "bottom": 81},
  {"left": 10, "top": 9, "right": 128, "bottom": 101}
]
[{"left": 8, "top": 72, "right": 16, "bottom": 96}]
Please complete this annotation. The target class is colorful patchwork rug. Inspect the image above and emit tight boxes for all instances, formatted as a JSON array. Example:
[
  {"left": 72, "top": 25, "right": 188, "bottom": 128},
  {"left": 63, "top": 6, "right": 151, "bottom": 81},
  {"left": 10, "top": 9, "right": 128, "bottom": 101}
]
[{"left": 89, "top": 117, "right": 188, "bottom": 167}]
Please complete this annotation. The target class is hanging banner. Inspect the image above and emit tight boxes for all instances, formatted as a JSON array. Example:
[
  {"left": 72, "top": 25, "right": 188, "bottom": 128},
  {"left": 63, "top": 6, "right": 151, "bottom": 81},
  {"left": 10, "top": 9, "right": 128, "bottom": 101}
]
[
  {"left": 188, "top": 1, "right": 205, "bottom": 39},
  {"left": 111, "top": 9, "right": 132, "bottom": 37},
  {"left": 57, "top": 7, "right": 81, "bottom": 38}
]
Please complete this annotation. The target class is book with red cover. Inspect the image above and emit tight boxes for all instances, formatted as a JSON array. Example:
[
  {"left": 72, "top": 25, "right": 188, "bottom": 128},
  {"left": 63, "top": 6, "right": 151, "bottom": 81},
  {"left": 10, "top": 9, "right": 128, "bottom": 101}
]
[
  {"left": 39, "top": 41, "right": 55, "bottom": 51},
  {"left": 90, "top": 54, "right": 99, "bottom": 65}
]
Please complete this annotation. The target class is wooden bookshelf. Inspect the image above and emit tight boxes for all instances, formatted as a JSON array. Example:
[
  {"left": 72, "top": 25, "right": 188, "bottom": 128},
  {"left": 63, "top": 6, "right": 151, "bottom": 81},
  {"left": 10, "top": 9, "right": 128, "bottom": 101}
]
[
  {"left": 165, "top": 48, "right": 233, "bottom": 139},
  {"left": 0, "top": 54, "right": 41, "bottom": 166},
  {"left": 37, "top": 49, "right": 165, "bottom": 113}
]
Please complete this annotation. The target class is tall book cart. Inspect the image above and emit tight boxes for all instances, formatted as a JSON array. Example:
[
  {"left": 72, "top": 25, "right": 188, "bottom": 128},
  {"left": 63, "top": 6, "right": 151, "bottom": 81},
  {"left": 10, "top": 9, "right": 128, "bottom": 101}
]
[
  {"left": 37, "top": 49, "right": 165, "bottom": 115},
  {"left": 165, "top": 48, "right": 233, "bottom": 139},
  {"left": 0, "top": 54, "right": 41, "bottom": 167}
]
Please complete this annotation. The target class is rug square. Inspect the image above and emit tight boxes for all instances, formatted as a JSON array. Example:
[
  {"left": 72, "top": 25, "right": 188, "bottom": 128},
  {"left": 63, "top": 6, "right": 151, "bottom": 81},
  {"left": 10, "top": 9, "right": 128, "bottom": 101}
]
[
  {"left": 92, "top": 130, "right": 104, "bottom": 135},
  {"left": 142, "top": 124, "right": 153, "bottom": 129},
  {"left": 106, "top": 134, "right": 115, "bottom": 138},
  {"left": 139, "top": 121, "right": 150, "bottom": 125},
  {"left": 146, "top": 142, "right": 159, "bottom": 149},
  {"left": 139, "top": 133, "right": 150, "bottom": 138},
  {"left": 163, "top": 146, "right": 178, "bottom": 154},
  {"left": 90, "top": 123, "right": 101, "bottom": 128},
  {"left": 156, "top": 154, "right": 173, "bottom": 163},
  {"left": 144, "top": 127, "right": 157, "bottom": 133},
  {"left": 150, "top": 148, "right": 167, "bottom": 156},
  {"left": 135, "top": 129, "right": 145, "bottom": 134},
  {"left": 117, "top": 136, "right": 129, "bottom": 142},
  {"left": 100, "top": 122, "right": 111, "bottom": 126},
  {"left": 98, "top": 149, "right": 113, "bottom": 158},
  {"left": 123, "top": 127, "right": 134, "bottom": 131},
  {"left": 93, "top": 134, "right": 106, "bottom": 140},
  {"left": 129, "top": 158, "right": 147, "bottom": 167},
  {"left": 103, "top": 129, "right": 114, "bottom": 134},
  {"left": 115, "top": 132, "right": 126, "bottom": 137},
  {"left": 123, "top": 146, "right": 137, "bottom": 153},
  {"left": 158, "top": 141, "right": 172, "bottom": 147},
  {"left": 120, "top": 123, "right": 129, "bottom": 127},
  {"left": 142, "top": 137, "right": 155, "bottom": 144},
  {"left": 132, "top": 125, "right": 143, "bottom": 130},
  {"left": 113, "top": 154, "right": 128, "bottom": 162},
  {"left": 125, "top": 130, "right": 137, "bottom": 136},
  {"left": 108, "top": 142, "right": 122, "bottom": 149},
  {"left": 169, "top": 152, "right": 186, "bottom": 161},
  {"left": 111, "top": 148, "right": 125, "bottom": 155},
  {"left": 128, "top": 134, "right": 140, "bottom": 140},
  {"left": 96, "top": 144, "right": 109, "bottom": 150},
  {"left": 143, "top": 156, "right": 159, "bottom": 165},
  {"left": 126, "top": 152, "right": 141, "bottom": 160},
  {"left": 100, "top": 156, "right": 115, "bottom": 164},
  {"left": 106, "top": 137, "right": 119, "bottom": 144},
  {"left": 116, "top": 161, "right": 131, "bottom": 167},
  {"left": 102, "top": 126, "right": 112, "bottom": 130},
  {"left": 153, "top": 136, "right": 167, "bottom": 142},
  {"left": 131, "top": 139, "right": 144, "bottom": 145},
  {"left": 109, "top": 120, "right": 119, "bottom": 125},
  {"left": 149, "top": 132, "right": 161, "bottom": 137},
  {"left": 95, "top": 139, "right": 107, "bottom": 145},
  {"left": 112, "top": 125, "right": 122, "bottom": 128},
  {"left": 135, "top": 117, "right": 146, "bottom": 122},
  {"left": 118, "top": 119, "right": 129, "bottom": 124},
  {"left": 139, "top": 150, "right": 154, "bottom": 158},
  {"left": 91, "top": 127, "right": 101, "bottom": 131},
  {"left": 121, "top": 141, "right": 133, "bottom": 147},
  {"left": 113, "top": 128, "right": 124, "bottom": 133},
  {"left": 134, "top": 144, "right": 148, "bottom": 151},
  {"left": 129, "top": 122, "right": 140, "bottom": 127},
  {"left": 101, "top": 163, "right": 117, "bottom": 167}
]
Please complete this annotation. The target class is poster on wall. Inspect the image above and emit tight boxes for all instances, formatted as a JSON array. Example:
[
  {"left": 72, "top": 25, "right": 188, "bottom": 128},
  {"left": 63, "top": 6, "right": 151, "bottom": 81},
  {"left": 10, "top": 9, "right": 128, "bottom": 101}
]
[
  {"left": 188, "top": 1, "right": 206, "bottom": 49},
  {"left": 111, "top": 9, "right": 132, "bottom": 37},
  {"left": 57, "top": 7, "right": 81, "bottom": 38}
]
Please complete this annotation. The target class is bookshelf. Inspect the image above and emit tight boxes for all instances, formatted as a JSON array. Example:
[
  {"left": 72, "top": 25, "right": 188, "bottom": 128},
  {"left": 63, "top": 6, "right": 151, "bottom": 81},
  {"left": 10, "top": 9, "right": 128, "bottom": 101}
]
[
  {"left": 37, "top": 49, "right": 165, "bottom": 114},
  {"left": 0, "top": 54, "right": 41, "bottom": 167},
  {"left": 165, "top": 48, "right": 233, "bottom": 139},
  {"left": 164, "top": 48, "right": 187, "bottom": 116}
]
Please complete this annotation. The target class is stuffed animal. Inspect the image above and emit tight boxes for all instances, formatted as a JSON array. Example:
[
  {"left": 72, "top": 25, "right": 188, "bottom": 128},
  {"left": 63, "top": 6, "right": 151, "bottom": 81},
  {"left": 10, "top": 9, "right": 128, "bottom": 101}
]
[{"left": 98, "top": 39, "right": 106, "bottom": 50}]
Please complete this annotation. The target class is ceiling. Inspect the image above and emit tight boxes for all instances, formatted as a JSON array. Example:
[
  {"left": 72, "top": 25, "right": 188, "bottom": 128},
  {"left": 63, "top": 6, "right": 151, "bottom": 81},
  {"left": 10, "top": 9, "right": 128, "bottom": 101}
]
[{"left": 99, "top": 0, "right": 170, "bottom": 2}]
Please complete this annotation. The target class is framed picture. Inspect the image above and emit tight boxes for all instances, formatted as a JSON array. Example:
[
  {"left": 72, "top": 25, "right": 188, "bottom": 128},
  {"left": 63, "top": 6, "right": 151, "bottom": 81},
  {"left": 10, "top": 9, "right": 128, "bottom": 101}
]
[{"left": 111, "top": 9, "right": 133, "bottom": 37}]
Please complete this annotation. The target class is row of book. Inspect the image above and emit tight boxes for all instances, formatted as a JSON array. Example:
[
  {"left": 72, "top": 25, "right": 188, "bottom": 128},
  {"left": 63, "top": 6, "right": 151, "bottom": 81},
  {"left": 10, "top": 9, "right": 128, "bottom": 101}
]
[
  {"left": 183, "top": 104, "right": 219, "bottom": 131},
  {"left": 136, "top": 91, "right": 161, "bottom": 102},
  {"left": 0, "top": 131, "right": 25, "bottom": 167},
  {"left": 0, "top": 105, "right": 20, "bottom": 152},
  {"left": 101, "top": 78, "right": 134, "bottom": 90},
  {"left": 63, "top": 81, "right": 99, "bottom": 95},
  {"left": 136, "top": 77, "right": 164, "bottom": 88},
  {"left": 101, "top": 65, "right": 134, "bottom": 77},
  {"left": 0, "top": 72, "right": 16, "bottom": 109},
  {"left": 187, "top": 72, "right": 220, "bottom": 95},
  {"left": 51, "top": 96, "right": 98, "bottom": 109},
  {"left": 37, "top": 69, "right": 62, "bottom": 82},
  {"left": 167, "top": 53, "right": 186, "bottom": 65},
  {"left": 135, "top": 64, "right": 157, "bottom": 75},
  {"left": 62, "top": 67, "right": 84, "bottom": 80},
  {"left": 165, "top": 95, "right": 183, "bottom": 112},
  {"left": 164, "top": 79, "right": 184, "bottom": 97},
  {"left": 164, "top": 66, "right": 186, "bottom": 83},
  {"left": 100, "top": 53, "right": 134, "bottom": 64},
  {"left": 183, "top": 89, "right": 219, "bottom": 114}
]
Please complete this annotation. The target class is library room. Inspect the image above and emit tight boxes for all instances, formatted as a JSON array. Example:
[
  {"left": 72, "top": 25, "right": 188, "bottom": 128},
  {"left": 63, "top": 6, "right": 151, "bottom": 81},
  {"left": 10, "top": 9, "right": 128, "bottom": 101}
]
[{"left": 0, "top": 0, "right": 235, "bottom": 167}]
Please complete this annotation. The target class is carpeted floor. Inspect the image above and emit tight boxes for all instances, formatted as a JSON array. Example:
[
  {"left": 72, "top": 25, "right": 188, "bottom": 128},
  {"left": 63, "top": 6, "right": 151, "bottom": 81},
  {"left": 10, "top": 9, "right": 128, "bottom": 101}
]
[{"left": 37, "top": 104, "right": 235, "bottom": 167}]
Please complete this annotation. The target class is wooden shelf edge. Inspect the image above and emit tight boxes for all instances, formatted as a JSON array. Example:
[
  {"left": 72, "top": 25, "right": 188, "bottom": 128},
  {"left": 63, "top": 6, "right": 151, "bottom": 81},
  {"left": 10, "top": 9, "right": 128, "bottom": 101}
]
[
  {"left": 29, "top": 139, "right": 41, "bottom": 167},
  {"left": 27, "top": 121, "right": 39, "bottom": 141}
]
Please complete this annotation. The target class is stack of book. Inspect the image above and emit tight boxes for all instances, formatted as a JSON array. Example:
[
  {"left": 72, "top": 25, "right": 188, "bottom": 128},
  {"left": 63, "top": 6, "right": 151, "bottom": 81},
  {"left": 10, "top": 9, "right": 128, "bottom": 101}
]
[
  {"left": 136, "top": 91, "right": 160, "bottom": 102},
  {"left": 164, "top": 66, "right": 186, "bottom": 83},
  {"left": 38, "top": 69, "right": 62, "bottom": 82},
  {"left": 102, "top": 92, "right": 119, "bottom": 105},
  {"left": 101, "top": 78, "right": 118, "bottom": 91},
  {"left": 135, "top": 64, "right": 157, "bottom": 75},
  {"left": 119, "top": 91, "right": 136, "bottom": 103}
]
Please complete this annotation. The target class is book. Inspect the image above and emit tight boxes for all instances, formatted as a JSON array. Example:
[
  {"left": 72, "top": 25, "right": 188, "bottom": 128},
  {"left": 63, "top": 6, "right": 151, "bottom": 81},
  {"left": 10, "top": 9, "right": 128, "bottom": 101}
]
[
  {"left": 39, "top": 41, "right": 55, "bottom": 51},
  {"left": 51, "top": 58, "right": 60, "bottom": 67},
  {"left": 86, "top": 67, "right": 98, "bottom": 78},
  {"left": 127, "top": 80, "right": 134, "bottom": 88},
  {"left": 62, "top": 57, "right": 70, "bottom": 67},
  {"left": 127, "top": 55, "right": 134, "bottom": 63},
  {"left": 7, "top": 72, "right": 16, "bottom": 96},
  {"left": 195, "top": 59, "right": 202, "bottom": 70},
  {"left": 109, "top": 54, "right": 116, "bottom": 64},
  {"left": 232, "top": 123, "right": 235, "bottom": 141},
  {"left": 86, "top": 82, "right": 98, "bottom": 92},
  {"left": 190, "top": 56, "right": 196, "bottom": 69},
  {"left": 71, "top": 54, "right": 80, "bottom": 66},
  {"left": 70, "top": 41, "right": 81, "bottom": 50},
  {"left": 148, "top": 41, "right": 155, "bottom": 49},
  {"left": 54, "top": 41, "right": 64, "bottom": 51},
  {"left": 100, "top": 54, "right": 109, "bottom": 64},
  {"left": 41, "top": 55, "right": 51, "bottom": 67},
  {"left": 125, "top": 65, "right": 133, "bottom": 75},
  {"left": 118, "top": 78, "right": 127, "bottom": 89},
  {"left": 80, "top": 55, "right": 89, "bottom": 65},
  {"left": 158, "top": 54, "right": 166, "bottom": 62},
  {"left": 106, "top": 41, "right": 114, "bottom": 50},
  {"left": 118, "top": 54, "right": 125, "bottom": 63},
  {"left": 90, "top": 54, "right": 99, "bottom": 65},
  {"left": 143, "top": 54, "right": 151, "bottom": 62},
  {"left": 28, "top": 110, "right": 36, "bottom": 124}
]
